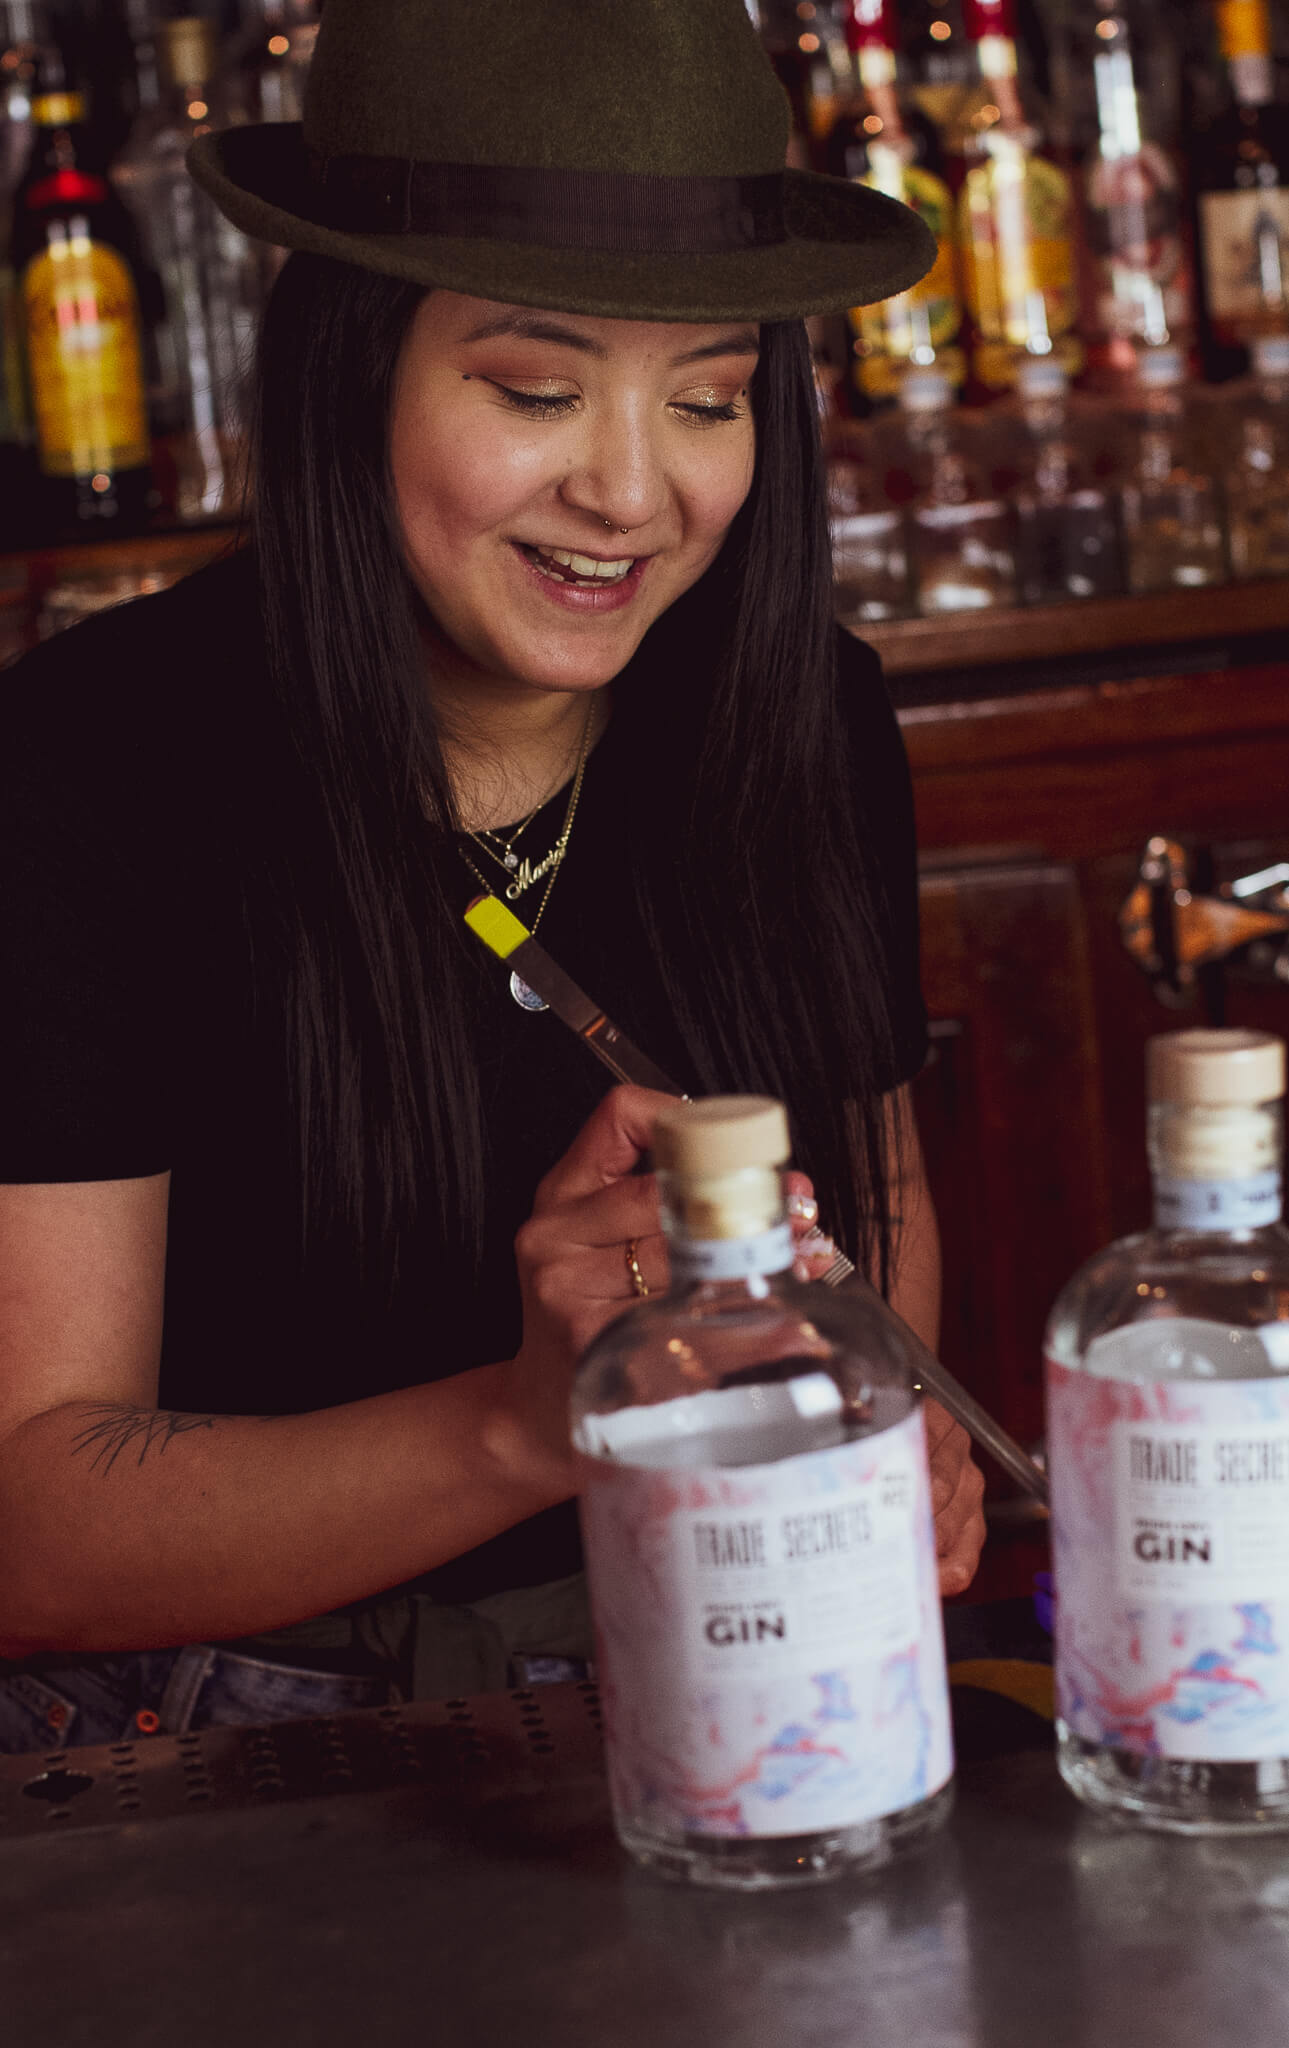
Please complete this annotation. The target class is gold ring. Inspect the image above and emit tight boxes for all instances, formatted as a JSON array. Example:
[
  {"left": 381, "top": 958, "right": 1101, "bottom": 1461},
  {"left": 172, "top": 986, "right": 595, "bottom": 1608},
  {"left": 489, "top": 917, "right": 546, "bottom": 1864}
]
[{"left": 625, "top": 1238, "right": 650, "bottom": 1298}]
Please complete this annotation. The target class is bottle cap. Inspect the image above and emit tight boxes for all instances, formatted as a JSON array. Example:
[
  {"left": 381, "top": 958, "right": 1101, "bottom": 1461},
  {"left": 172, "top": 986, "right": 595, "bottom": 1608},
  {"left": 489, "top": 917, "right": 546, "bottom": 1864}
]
[
  {"left": 652, "top": 1096, "right": 790, "bottom": 1175},
  {"left": 1147, "top": 1029, "right": 1286, "bottom": 1107}
]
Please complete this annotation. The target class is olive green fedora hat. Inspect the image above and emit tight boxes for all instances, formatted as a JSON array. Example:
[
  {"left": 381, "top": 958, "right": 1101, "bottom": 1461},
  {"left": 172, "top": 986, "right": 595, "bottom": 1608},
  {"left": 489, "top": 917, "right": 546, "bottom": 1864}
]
[{"left": 188, "top": 0, "right": 935, "bottom": 323}]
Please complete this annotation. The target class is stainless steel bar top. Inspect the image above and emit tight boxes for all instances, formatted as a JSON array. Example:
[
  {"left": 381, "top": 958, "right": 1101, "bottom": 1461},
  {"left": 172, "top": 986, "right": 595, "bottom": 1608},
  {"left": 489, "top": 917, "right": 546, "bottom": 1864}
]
[{"left": 5, "top": 1683, "right": 1289, "bottom": 2048}]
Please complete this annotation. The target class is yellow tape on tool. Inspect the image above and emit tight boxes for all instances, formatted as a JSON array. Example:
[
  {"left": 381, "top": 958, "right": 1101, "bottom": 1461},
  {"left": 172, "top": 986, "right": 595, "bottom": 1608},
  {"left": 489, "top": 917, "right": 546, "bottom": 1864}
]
[{"left": 463, "top": 893, "right": 531, "bottom": 961}]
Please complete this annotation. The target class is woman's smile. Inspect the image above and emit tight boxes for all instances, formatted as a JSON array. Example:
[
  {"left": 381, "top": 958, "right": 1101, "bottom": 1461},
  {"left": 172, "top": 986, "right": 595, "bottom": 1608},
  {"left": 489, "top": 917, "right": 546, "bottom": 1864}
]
[{"left": 512, "top": 538, "right": 648, "bottom": 611}]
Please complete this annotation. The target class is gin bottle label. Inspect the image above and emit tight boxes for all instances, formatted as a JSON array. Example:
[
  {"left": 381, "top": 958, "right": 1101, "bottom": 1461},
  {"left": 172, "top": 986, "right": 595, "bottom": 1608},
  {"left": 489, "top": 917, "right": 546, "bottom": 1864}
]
[
  {"left": 579, "top": 1407, "right": 952, "bottom": 1839},
  {"left": 1050, "top": 1344, "right": 1289, "bottom": 1761}
]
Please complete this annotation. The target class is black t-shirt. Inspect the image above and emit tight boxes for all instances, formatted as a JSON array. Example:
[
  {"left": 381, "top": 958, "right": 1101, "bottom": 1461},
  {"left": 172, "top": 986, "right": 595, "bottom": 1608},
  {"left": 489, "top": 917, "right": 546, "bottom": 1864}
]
[{"left": 0, "top": 549, "right": 926, "bottom": 1604}]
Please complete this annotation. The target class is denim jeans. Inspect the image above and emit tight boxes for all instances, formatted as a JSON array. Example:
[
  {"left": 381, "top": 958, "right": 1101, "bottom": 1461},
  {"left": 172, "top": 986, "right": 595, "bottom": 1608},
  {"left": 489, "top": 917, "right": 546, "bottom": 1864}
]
[
  {"left": 0, "top": 1644, "right": 393, "bottom": 1755},
  {"left": 0, "top": 1574, "right": 595, "bottom": 1755}
]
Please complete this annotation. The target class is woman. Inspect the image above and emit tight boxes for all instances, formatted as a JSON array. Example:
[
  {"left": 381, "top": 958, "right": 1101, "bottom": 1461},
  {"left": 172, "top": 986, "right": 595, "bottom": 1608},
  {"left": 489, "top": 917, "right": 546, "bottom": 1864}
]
[{"left": 0, "top": 0, "right": 985, "bottom": 1750}]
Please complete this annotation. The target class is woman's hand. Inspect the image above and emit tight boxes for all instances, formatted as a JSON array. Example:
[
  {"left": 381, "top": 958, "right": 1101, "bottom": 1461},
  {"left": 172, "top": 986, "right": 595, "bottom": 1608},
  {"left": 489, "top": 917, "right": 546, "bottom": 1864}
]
[
  {"left": 502, "top": 1086, "right": 673, "bottom": 1492},
  {"left": 925, "top": 1398, "right": 987, "bottom": 1597}
]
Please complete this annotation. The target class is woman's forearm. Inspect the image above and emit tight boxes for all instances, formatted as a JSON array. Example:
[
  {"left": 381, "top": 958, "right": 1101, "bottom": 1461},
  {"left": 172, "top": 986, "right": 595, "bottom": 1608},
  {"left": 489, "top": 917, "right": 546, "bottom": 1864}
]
[{"left": 0, "top": 1368, "right": 567, "bottom": 1656}]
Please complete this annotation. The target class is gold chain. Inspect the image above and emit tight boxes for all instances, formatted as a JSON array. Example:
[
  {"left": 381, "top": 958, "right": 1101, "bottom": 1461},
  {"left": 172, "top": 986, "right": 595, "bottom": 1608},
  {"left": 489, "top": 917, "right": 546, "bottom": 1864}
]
[{"left": 456, "top": 696, "right": 595, "bottom": 940}]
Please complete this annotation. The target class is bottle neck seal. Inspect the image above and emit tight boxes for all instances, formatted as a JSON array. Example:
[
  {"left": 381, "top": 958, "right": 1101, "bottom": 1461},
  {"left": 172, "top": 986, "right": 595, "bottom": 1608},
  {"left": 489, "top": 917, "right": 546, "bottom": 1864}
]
[
  {"left": 1149, "top": 1098, "right": 1284, "bottom": 1232},
  {"left": 659, "top": 1162, "right": 793, "bottom": 1287},
  {"left": 668, "top": 1224, "right": 796, "bottom": 1287}
]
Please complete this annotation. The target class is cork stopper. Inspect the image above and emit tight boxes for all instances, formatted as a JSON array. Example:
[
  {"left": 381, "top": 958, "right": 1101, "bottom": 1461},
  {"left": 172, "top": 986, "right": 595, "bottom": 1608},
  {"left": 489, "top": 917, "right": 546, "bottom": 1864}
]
[
  {"left": 652, "top": 1097, "right": 790, "bottom": 1176},
  {"left": 160, "top": 17, "right": 216, "bottom": 89},
  {"left": 1147, "top": 1030, "right": 1285, "bottom": 1108}
]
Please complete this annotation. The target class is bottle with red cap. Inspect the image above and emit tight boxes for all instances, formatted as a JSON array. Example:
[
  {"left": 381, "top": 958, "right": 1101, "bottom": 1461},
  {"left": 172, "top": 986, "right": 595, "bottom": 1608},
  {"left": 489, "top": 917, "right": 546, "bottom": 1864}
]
[
  {"left": 956, "top": 0, "right": 1080, "bottom": 394},
  {"left": 10, "top": 44, "right": 152, "bottom": 537},
  {"left": 826, "top": 0, "right": 965, "bottom": 402}
]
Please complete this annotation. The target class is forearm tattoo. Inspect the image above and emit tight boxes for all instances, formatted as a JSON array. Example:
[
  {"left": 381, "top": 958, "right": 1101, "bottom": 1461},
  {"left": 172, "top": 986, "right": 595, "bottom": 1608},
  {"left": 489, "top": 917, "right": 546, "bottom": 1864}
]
[{"left": 69, "top": 1404, "right": 217, "bottom": 1475}]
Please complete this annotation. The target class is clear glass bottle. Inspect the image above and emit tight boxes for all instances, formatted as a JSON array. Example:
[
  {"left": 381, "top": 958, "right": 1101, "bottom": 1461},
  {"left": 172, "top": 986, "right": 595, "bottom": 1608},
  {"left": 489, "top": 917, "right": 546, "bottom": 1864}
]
[
  {"left": 1047, "top": 1028, "right": 1289, "bottom": 1832},
  {"left": 894, "top": 366, "right": 1019, "bottom": 610},
  {"left": 1217, "top": 332, "right": 1289, "bottom": 579},
  {"left": 111, "top": 16, "right": 261, "bottom": 525},
  {"left": 1117, "top": 344, "right": 1228, "bottom": 589},
  {"left": 572, "top": 1096, "right": 953, "bottom": 1889},
  {"left": 827, "top": 426, "right": 914, "bottom": 623},
  {"left": 1004, "top": 356, "right": 1125, "bottom": 601}
]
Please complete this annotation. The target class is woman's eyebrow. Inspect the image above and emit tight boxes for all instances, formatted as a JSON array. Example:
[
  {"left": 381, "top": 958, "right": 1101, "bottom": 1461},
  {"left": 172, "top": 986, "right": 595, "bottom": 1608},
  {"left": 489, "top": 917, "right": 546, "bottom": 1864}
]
[
  {"left": 459, "top": 314, "right": 760, "bottom": 366},
  {"left": 671, "top": 330, "right": 760, "bottom": 366},
  {"left": 461, "top": 313, "right": 605, "bottom": 353}
]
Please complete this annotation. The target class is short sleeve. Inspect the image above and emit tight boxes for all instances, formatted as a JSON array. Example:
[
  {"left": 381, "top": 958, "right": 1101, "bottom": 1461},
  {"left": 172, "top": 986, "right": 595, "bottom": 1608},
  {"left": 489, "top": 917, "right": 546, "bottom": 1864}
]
[
  {"left": 0, "top": 608, "right": 178, "bottom": 1182},
  {"left": 833, "top": 626, "right": 928, "bottom": 1090}
]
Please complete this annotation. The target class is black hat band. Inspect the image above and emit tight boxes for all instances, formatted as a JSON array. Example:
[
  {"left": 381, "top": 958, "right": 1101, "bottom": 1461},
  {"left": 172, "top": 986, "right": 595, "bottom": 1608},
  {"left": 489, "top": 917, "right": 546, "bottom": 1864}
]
[{"left": 306, "top": 152, "right": 788, "bottom": 254}]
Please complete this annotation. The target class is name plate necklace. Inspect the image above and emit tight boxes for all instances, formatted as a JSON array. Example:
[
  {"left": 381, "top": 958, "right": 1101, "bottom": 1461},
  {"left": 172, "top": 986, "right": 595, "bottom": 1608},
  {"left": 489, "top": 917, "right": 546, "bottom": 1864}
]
[{"left": 456, "top": 696, "right": 595, "bottom": 1011}]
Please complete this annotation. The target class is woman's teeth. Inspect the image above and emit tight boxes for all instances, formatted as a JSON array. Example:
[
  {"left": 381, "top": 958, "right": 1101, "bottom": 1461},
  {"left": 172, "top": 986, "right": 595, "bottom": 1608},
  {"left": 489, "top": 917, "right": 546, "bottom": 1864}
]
[{"left": 524, "top": 544, "right": 634, "bottom": 585}]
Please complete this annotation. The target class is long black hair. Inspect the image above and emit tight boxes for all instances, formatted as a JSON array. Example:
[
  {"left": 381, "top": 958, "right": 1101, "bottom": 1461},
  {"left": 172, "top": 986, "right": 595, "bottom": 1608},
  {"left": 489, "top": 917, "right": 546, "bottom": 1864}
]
[{"left": 251, "top": 254, "right": 899, "bottom": 1290}]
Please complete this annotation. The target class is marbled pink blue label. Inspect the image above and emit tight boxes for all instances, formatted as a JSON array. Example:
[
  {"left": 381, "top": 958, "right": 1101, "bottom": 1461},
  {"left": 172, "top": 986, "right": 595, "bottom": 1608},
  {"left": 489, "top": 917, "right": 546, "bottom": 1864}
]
[
  {"left": 578, "top": 1409, "right": 952, "bottom": 1838},
  {"left": 1049, "top": 1353, "right": 1289, "bottom": 1761}
]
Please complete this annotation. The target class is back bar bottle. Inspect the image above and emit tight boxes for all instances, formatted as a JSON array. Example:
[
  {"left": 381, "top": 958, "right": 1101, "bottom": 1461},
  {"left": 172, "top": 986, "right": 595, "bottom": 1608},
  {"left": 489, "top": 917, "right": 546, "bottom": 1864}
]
[
  {"left": 1221, "top": 332, "right": 1289, "bottom": 578},
  {"left": 0, "top": 1, "right": 41, "bottom": 540},
  {"left": 1047, "top": 1030, "right": 1289, "bottom": 1832},
  {"left": 831, "top": 0, "right": 965, "bottom": 400},
  {"left": 1058, "top": 0, "right": 1193, "bottom": 380},
  {"left": 1006, "top": 357, "right": 1125, "bottom": 601},
  {"left": 957, "top": 0, "right": 1079, "bottom": 392},
  {"left": 1193, "top": 0, "right": 1289, "bottom": 369},
  {"left": 573, "top": 1096, "right": 953, "bottom": 1888},
  {"left": 892, "top": 366, "right": 1019, "bottom": 610},
  {"left": 112, "top": 16, "right": 260, "bottom": 524},
  {"left": 1117, "top": 345, "right": 1228, "bottom": 590},
  {"left": 10, "top": 49, "right": 151, "bottom": 535}
]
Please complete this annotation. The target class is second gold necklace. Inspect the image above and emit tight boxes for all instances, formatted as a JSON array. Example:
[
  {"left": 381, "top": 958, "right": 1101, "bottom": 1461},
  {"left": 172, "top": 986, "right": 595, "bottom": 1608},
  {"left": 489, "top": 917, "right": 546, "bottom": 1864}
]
[{"left": 456, "top": 698, "right": 595, "bottom": 1011}]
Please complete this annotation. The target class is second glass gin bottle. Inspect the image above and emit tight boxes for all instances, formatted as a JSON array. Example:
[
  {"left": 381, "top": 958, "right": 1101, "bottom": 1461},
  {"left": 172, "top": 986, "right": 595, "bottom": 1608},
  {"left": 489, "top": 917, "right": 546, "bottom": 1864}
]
[
  {"left": 1047, "top": 1029, "right": 1289, "bottom": 1831},
  {"left": 572, "top": 1096, "right": 953, "bottom": 1889}
]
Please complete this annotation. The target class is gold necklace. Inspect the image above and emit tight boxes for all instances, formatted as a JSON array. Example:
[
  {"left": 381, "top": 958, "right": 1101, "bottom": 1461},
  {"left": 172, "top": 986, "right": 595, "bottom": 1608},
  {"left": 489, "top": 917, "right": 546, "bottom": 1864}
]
[
  {"left": 463, "top": 708, "right": 592, "bottom": 901},
  {"left": 456, "top": 698, "right": 596, "bottom": 1011},
  {"left": 472, "top": 795, "right": 553, "bottom": 885}
]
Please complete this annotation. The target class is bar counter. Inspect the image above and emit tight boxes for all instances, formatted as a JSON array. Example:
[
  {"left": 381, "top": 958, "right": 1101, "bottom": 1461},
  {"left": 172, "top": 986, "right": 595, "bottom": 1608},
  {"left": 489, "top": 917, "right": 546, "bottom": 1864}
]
[{"left": 5, "top": 1677, "right": 1289, "bottom": 2046}]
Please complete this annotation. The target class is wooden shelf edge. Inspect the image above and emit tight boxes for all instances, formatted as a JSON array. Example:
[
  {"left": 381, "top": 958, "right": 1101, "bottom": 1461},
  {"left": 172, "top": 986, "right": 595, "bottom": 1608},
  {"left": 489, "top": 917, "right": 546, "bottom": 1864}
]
[
  {"left": 899, "top": 660, "right": 1289, "bottom": 774},
  {"left": 859, "top": 577, "right": 1289, "bottom": 678}
]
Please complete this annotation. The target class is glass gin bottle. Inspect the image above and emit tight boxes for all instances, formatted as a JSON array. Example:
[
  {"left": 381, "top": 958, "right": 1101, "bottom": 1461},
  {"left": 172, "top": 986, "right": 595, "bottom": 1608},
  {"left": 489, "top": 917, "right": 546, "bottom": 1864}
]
[
  {"left": 572, "top": 1096, "right": 953, "bottom": 1889},
  {"left": 1047, "top": 1028, "right": 1289, "bottom": 1831}
]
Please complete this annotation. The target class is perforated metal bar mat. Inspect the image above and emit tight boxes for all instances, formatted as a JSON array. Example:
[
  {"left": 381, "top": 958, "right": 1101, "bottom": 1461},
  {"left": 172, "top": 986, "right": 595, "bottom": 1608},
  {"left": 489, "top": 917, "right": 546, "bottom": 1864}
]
[{"left": 0, "top": 1681, "right": 605, "bottom": 1840}]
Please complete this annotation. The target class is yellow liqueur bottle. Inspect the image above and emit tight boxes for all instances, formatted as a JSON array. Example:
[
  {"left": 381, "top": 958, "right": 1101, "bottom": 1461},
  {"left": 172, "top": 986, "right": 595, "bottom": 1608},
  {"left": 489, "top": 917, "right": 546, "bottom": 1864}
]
[
  {"left": 958, "top": 0, "right": 1080, "bottom": 393},
  {"left": 829, "top": 0, "right": 965, "bottom": 400},
  {"left": 10, "top": 54, "right": 151, "bottom": 535}
]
